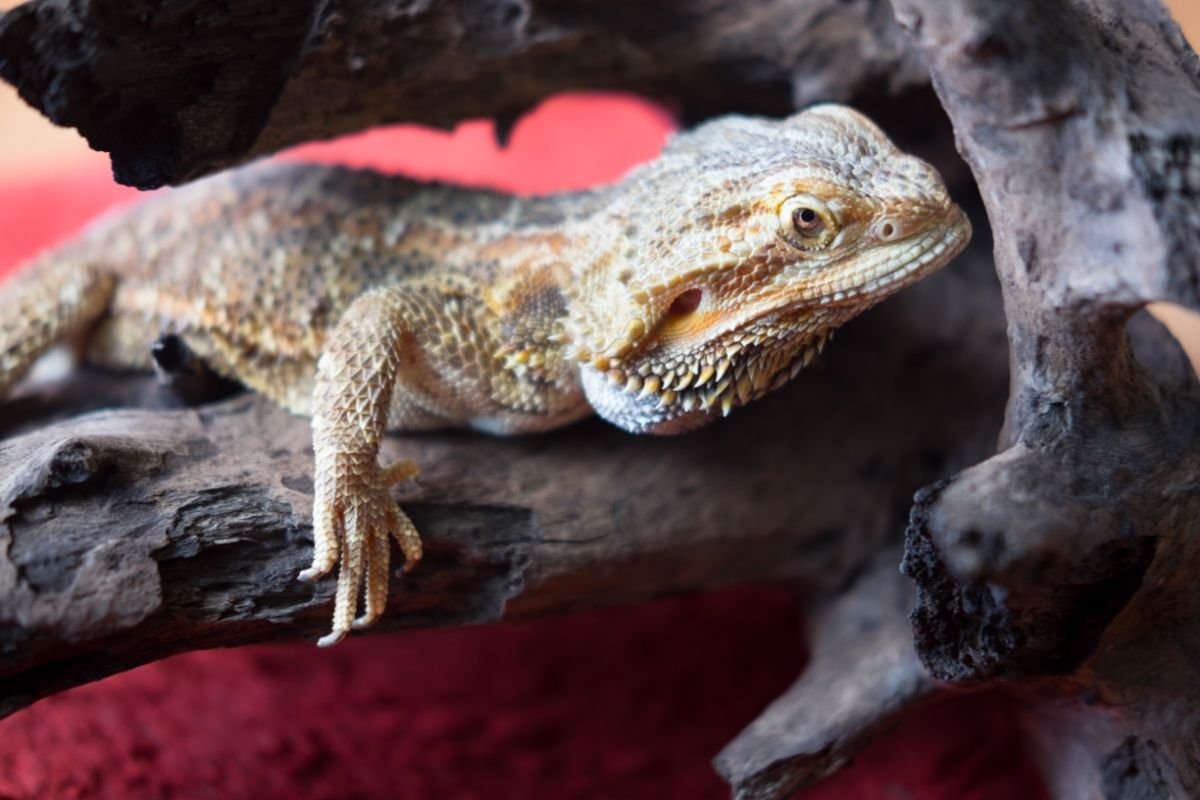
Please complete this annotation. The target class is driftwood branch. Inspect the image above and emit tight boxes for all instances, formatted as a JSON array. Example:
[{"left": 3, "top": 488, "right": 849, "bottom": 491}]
[
  {"left": 714, "top": 548, "right": 934, "bottom": 800},
  {"left": 0, "top": 0, "right": 925, "bottom": 188},
  {"left": 888, "top": 1, "right": 1200, "bottom": 797},
  {"left": 4, "top": 0, "right": 1200, "bottom": 797}
]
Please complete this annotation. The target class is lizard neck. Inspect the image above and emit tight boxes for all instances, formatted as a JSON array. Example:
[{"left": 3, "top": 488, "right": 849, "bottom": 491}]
[{"left": 420, "top": 185, "right": 623, "bottom": 394}]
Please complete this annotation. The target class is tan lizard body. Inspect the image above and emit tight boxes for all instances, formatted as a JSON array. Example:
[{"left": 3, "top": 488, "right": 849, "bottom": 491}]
[{"left": 0, "top": 105, "right": 970, "bottom": 645}]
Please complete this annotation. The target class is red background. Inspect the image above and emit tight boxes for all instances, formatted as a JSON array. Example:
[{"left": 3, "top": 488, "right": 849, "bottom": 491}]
[{"left": 0, "top": 94, "right": 1048, "bottom": 800}]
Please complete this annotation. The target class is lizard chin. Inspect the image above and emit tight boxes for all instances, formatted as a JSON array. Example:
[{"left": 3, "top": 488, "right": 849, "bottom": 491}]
[
  {"left": 580, "top": 366, "right": 713, "bottom": 435},
  {"left": 578, "top": 332, "right": 830, "bottom": 435}
]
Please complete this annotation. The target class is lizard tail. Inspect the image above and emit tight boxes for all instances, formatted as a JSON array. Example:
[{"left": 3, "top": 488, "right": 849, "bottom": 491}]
[{"left": 0, "top": 253, "right": 116, "bottom": 396}]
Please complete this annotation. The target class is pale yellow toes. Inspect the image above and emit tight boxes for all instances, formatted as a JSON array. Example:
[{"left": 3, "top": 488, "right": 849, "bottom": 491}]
[
  {"left": 307, "top": 457, "right": 423, "bottom": 645},
  {"left": 298, "top": 495, "right": 341, "bottom": 583},
  {"left": 353, "top": 527, "right": 391, "bottom": 630},
  {"left": 392, "top": 509, "right": 423, "bottom": 573}
]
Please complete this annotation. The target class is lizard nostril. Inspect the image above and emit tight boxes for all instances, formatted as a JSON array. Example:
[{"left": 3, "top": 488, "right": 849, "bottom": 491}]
[{"left": 872, "top": 219, "right": 900, "bottom": 241}]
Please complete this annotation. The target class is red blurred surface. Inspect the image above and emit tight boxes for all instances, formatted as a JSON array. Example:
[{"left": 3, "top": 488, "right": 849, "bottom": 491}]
[{"left": 0, "top": 93, "right": 1048, "bottom": 800}]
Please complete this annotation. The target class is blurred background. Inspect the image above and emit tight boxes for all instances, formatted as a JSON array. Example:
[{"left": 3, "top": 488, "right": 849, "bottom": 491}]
[{"left": 0, "top": 3, "right": 1196, "bottom": 799}]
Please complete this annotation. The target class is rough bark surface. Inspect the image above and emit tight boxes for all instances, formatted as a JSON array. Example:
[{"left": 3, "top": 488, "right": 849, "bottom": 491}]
[
  {"left": 2, "top": 0, "right": 1199, "bottom": 798},
  {"left": 886, "top": 1, "right": 1200, "bottom": 798},
  {"left": 0, "top": 0, "right": 925, "bottom": 188}
]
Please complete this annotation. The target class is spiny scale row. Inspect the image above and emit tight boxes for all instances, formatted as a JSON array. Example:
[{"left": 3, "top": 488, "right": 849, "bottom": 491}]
[{"left": 602, "top": 331, "right": 831, "bottom": 416}]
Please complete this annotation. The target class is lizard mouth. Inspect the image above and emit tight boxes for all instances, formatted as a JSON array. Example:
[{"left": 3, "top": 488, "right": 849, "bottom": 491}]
[
  {"left": 611, "top": 212, "right": 968, "bottom": 410},
  {"left": 821, "top": 207, "right": 971, "bottom": 304},
  {"left": 844, "top": 208, "right": 964, "bottom": 302}
]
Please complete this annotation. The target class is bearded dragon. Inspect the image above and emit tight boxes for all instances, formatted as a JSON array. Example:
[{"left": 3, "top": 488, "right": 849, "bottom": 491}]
[{"left": 0, "top": 104, "right": 970, "bottom": 645}]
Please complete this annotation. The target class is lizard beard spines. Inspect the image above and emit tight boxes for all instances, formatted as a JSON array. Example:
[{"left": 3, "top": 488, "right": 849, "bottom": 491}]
[{"left": 581, "top": 327, "right": 834, "bottom": 433}]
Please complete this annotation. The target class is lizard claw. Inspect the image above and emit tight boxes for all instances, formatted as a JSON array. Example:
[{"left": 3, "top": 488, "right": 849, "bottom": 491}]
[
  {"left": 306, "top": 453, "right": 422, "bottom": 645},
  {"left": 297, "top": 565, "right": 326, "bottom": 583},
  {"left": 316, "top": 629, "right": 347, "bottom": 648}
]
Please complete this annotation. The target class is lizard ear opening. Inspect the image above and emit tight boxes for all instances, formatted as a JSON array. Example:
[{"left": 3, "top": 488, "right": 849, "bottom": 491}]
[
  {"left": 653, "top": 287, "right": 715, "bottom": 346},
  {"left": 668, "top": 288, "right": 703, "bottom": 316}
]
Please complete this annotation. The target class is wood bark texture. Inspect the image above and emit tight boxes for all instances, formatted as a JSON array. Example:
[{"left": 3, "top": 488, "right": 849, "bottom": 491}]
[
  {"left": 0, "top": 0, "right": 924, "bottom": 189},
  {"left": 1, "top": 0, "right": 1199, "bottom": 798}
]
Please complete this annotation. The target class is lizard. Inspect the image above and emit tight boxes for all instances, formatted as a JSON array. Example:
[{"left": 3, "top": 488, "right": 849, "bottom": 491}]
[{"left": 0, "top": 104, "right": 970, "bottom": 646}]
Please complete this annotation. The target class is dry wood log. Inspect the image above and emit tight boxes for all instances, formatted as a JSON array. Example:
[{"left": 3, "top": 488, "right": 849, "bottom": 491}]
[
  {"left": 2, "top": 0, "right": 1200, "bottom": 798},
  {"left": 0, "top": 0, "right": 924, "bottom": 189},
  {"left": 877, "top": 2, "right": 1200, "bottom": 798}
]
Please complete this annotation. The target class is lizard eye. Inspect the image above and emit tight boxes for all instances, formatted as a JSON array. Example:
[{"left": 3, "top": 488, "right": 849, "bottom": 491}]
[
  {"left": 792, "top": 207, "right": 823, "bottom": 235},
  {"left": 778, "top": 195, "right": 837, "bottom": 250}
]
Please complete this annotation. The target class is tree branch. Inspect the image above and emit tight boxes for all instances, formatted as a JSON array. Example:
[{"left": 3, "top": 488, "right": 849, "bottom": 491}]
[
  {"left": 891, "top": 0, "right": 1200, "bottom": 682},
  {"left": 0, "top": 0, "right": 925, "bottom": 188}
]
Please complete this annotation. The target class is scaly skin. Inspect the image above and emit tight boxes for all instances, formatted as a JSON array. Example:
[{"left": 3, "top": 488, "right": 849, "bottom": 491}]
[{"left": 0, "top": 105, "right": 970, "bottom": 645}]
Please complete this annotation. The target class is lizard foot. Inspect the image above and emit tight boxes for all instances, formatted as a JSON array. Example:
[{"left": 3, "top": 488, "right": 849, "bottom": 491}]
[{"left": 300, "top": 455, "right": 422, "bottom": 646}]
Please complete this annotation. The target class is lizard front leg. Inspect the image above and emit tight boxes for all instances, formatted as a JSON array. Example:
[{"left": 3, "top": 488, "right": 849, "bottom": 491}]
[{"left": 299, "top": 287, "right": 425, "bottom": 647}]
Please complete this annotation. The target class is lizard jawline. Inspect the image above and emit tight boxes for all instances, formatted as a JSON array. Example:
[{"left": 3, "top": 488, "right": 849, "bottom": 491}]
[{"left": 580, "top": 332, "right": 828, "bottom": 435}]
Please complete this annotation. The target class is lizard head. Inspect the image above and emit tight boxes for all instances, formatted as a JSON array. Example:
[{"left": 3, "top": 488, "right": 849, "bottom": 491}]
[{"left": 570, "top": 103, "right": 971, "bottom": 434}]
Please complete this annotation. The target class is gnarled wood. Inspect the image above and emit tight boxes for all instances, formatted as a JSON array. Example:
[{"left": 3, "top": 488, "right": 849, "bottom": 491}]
[
  {"left": 0, "top": 0, "right": 925, "bottom": 188},
  {"left": 3, "top": 0, "right": 1200, "bottom": 797}
]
